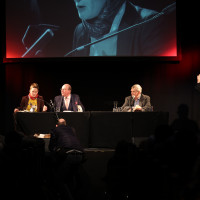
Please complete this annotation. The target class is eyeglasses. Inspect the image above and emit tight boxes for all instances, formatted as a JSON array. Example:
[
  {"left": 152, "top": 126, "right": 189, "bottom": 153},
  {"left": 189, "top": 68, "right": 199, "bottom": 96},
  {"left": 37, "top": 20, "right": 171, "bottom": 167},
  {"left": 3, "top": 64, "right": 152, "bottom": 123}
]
[{"left": 61, "top": 88, "right": 68, "bottom": 91}]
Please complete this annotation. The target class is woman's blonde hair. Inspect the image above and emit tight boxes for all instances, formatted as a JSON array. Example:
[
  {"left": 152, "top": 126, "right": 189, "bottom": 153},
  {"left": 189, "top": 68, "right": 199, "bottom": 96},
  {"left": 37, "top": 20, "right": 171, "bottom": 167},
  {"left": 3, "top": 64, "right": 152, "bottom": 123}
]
[{"left": 30, "top": 83, "right": 39, "bottom": 90}]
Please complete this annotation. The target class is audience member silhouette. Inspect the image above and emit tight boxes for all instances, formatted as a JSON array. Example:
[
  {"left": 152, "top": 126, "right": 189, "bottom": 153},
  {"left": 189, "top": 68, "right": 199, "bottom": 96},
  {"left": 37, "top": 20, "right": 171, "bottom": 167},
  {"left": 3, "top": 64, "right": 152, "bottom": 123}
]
[
  {"left": 104, "top": 140, "right": 139, "bottom": 200},
  {"left": 48, "top": 118, "right": 88, "bottom": 200},
  {"left": 1, "top": 130, "right": 46, "bottom": 200},
  {"left": 104, "top": 114, "right": 200, "bottom": 200},
  {"left": 0, "top": 133, "right": 5, "bottom": 152},
  {"left": 171, "top": 104, "right": 199, "bottom": 134}
]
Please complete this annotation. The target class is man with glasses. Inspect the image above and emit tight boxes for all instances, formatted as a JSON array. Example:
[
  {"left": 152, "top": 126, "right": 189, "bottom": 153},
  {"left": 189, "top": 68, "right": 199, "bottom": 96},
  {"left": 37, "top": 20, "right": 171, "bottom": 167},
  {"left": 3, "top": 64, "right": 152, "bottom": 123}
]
[
  {"left": 54, "top": 84, "right": 85, "bottom": 112},
  {"left": 121, "top": 84, "right": 152, "bottom": 112}
]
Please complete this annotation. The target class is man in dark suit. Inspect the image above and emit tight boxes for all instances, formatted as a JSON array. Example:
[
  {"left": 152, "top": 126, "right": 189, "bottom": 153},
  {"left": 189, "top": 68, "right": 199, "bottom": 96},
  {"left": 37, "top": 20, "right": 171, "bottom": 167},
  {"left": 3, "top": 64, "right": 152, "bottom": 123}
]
[
  {"left": 49, "top": 118, "right": 84, "bottom": 154},
  {"left": 48, "top": 118, "right": 86, "bottom": 200},
  {"left": 54, "top": 84, "right": 85, "bottom": 112},
  {"left": 121, "top": 84, "right": 152, "bottom": 112}
]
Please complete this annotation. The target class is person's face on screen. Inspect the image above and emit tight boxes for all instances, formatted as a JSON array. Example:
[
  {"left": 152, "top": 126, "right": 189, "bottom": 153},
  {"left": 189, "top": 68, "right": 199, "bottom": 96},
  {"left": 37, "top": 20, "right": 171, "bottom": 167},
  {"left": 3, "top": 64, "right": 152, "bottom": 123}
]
[{"left": 74, "top": 0, "right": 107, "bottom": 20}]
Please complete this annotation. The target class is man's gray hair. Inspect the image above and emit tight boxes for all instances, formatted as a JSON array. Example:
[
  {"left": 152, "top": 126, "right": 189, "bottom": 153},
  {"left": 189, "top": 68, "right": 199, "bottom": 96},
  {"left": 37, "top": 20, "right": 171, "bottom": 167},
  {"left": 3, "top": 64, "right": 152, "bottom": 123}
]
[{"left": 131, "top": 84, "right": 142, "bottom": 93}]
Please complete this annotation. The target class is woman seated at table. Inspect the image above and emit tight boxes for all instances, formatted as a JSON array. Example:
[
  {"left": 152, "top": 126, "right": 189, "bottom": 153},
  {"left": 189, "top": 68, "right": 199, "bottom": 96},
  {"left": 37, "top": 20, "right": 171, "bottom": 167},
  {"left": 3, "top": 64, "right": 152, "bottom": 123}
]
[{"left": 14, "top": 83, "right": 47, "bottom": 112}]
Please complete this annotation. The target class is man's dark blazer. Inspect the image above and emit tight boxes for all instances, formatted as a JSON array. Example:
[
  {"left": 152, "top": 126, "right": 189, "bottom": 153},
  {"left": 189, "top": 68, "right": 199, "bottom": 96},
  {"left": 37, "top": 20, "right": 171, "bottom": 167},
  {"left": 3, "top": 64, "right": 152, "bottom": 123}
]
[
  {"left": 72, "top": 1, "right": 176, "bottom": 56},
  {"left": 49, "top": 125, "right": 83, "bottom": 152},
  {"left": 54, "top": 94, "right": 85, "bottom": 112},
  {"left": 121, "top": 94, "right": 152, "bottom": 112},
  {"left": 195, "top": 83, "right": 200, "bottom": 92},
  {"left": 18, "top": 95, "right": 44, "bottom": 112}
]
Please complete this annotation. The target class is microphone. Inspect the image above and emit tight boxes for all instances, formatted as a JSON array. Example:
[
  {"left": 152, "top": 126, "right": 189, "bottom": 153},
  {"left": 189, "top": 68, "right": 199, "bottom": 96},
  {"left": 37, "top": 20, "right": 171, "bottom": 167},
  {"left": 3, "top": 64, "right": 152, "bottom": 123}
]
[
  {"left": 32, "top": 97, "right": 59, "bottom": 121},
  {"left": 36, "top": 97, "right": 52, "bottom": 108},
  {"left": 130, "top": 96, "right": 135, "bottom": 112},
  {"left": 22, "top": 24, "right": 60, "bottom": 58},
  {"left": 37, "top": 97, "right": 58, "bottom": 113},
  {"left": 64, "top": 2, "right": 176, "bottom": 57},
  {"left": 50, "top": 100, "right": 59, "bottom": 121},
  {"left": 49, "top": 100, "right": 55, "bottom": 110}
]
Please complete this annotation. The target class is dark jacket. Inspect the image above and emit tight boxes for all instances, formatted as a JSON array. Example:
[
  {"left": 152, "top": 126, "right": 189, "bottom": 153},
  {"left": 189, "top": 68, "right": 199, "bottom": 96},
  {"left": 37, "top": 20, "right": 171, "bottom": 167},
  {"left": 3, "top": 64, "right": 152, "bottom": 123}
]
[
  {"left": 72, "top": 1, "right": 176, "bottom": 56},
  {"left": 49, "top": 125, "right": 83, "bottom": 152},
  {"left": 121, "top": 94, "right": 152, "bottom": 112},
  {"left": 54, "top": 94, "right": 85, "bottom": 112},
  {"left": 195, "top": 83, "right": 200, "bottom": 92},
  {"left": 18, "top": 95, "right": 44, "bottom": 112}
]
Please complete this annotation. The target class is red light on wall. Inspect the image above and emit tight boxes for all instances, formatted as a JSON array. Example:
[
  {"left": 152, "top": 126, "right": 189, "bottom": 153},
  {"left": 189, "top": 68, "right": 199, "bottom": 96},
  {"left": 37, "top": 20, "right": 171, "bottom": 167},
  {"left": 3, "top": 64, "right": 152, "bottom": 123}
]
[
  {"left": 166, "top": 47, "right": 200, "bottom": 80},
  {"left": 6, "top": 51, "right": 21, "bottom": 59},
  {"left": 163, "top": 46, "right": 177, "bottom": 57},
  {"left": 6, "top": 40, "right": 24, "bottom": 58},
  {"left": 161, "top": 38, "right": 177, "bottom": 57}
]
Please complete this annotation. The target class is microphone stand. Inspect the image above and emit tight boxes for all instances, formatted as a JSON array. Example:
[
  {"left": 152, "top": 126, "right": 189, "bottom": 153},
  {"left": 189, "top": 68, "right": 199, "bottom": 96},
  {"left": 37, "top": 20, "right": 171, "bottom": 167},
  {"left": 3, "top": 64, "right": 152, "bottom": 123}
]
[
  {"left": 50, "top": 100, "right": 59, "bottom": 122},
  {"left": 130, "top": 99, "right": 132, "bottom": 113},
  {"left": 37, "top": 98, "right": 59, "bottom": 121},
  {"left": 130, "top": 97, "right": 134, "bottom": 144}
]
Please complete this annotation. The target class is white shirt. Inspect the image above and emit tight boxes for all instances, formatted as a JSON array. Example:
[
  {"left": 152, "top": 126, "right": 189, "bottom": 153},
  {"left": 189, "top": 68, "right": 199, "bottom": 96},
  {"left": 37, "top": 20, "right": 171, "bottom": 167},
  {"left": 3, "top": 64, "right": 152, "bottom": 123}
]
[{"left": 64, "top": 95, "right": 71, "bottom": 109}]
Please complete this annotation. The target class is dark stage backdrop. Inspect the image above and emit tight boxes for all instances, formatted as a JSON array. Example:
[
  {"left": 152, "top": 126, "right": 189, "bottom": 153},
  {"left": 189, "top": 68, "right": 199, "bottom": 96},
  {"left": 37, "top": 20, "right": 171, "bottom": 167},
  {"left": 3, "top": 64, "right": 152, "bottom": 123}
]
[{"left": 4, "top": 49, "right": 200, "bottom": 133}]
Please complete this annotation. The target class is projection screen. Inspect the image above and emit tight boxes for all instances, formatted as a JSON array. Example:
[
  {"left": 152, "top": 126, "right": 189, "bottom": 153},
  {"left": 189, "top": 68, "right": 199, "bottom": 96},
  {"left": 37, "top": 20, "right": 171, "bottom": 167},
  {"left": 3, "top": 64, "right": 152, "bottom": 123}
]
[{"left": 5, "top": 0, "right": 177, "bottom": 59}]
